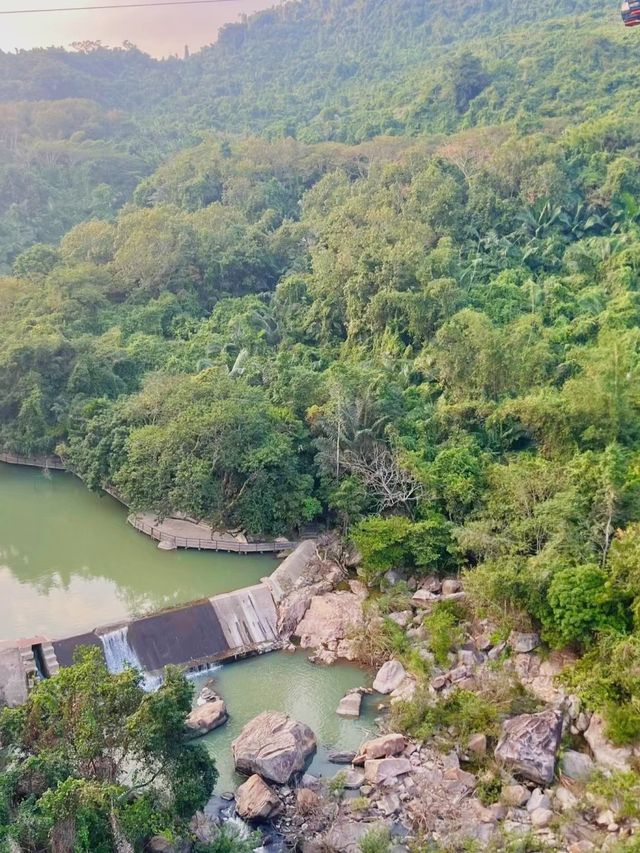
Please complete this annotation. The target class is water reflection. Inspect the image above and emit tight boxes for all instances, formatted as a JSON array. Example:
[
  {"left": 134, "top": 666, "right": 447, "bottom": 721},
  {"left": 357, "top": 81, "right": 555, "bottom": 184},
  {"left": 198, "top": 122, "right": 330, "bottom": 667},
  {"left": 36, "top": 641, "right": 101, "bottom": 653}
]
[{"left": 0, "top": 464, "right": 274, "bottom": 640}]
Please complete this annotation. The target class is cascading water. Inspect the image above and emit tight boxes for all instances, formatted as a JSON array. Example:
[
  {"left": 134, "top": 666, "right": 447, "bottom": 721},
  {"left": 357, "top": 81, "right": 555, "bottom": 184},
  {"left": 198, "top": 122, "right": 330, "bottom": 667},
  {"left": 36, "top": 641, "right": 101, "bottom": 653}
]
[{"left": 99, "top": 626, "right": 161, "bottom": 691}]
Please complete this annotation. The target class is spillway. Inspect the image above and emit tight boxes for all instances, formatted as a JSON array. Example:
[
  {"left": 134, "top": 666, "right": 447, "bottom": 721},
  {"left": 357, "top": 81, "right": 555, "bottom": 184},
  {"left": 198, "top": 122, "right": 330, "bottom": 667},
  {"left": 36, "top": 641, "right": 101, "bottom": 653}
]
[{"left": 1, "top": 541, "right": 317, "bottom": 702}]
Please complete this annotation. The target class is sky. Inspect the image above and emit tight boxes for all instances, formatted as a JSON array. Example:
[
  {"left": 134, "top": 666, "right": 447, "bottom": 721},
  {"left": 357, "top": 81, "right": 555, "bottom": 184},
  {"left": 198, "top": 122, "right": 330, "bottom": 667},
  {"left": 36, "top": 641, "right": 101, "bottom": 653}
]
[{"left": 0, "top": 0, "right": 279, "bottom": 57}]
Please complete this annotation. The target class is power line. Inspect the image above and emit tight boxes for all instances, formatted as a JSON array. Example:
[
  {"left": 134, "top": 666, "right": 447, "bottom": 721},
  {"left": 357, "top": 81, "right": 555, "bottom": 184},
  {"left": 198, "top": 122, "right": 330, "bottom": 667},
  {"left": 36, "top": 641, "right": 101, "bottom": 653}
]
[{"left": 0, "top": 0, "right": 245, "bottom": 14}]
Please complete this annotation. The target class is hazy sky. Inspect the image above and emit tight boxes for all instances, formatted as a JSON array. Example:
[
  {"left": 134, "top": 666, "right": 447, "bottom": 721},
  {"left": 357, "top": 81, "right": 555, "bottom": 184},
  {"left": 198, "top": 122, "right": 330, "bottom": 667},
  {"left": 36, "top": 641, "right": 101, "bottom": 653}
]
[{"left": 0, "top": 0, "right": 278, "bottom": 57}]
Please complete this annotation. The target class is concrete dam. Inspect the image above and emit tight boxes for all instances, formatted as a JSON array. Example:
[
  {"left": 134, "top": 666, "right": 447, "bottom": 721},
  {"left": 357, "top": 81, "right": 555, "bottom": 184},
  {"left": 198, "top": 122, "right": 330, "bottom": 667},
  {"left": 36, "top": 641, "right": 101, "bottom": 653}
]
[{"left": 0, "top": 540, "right": 317, "bottom": 708}]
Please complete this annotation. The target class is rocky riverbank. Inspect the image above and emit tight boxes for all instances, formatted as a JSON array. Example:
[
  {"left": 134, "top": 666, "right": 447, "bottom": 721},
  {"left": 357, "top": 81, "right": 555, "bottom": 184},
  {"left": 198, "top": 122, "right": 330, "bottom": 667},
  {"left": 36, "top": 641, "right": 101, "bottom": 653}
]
[{"left": 176, "top": 551, "right": 640, "bottom": 853}]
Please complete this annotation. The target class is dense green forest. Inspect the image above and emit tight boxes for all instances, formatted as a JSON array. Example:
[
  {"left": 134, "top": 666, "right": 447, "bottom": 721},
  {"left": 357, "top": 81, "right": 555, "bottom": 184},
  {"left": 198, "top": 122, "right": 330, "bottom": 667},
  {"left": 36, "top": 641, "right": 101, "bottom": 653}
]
[
  {"left": 1, "top": 0, "right": 634, "bottom": 265},
  {"left": 3, "top": 0, "right": 640, "bottom": 846}
]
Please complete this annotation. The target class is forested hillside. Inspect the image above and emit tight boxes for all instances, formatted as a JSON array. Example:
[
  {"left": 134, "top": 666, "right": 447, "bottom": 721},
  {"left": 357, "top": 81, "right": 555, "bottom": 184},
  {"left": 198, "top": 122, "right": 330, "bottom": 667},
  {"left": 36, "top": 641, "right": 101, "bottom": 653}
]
[
  {"left": 0, "top": 0, "right": 632, "bottom": 266},
  {"left": 2, "top": 0, "right": 640, "bottom": 813}
]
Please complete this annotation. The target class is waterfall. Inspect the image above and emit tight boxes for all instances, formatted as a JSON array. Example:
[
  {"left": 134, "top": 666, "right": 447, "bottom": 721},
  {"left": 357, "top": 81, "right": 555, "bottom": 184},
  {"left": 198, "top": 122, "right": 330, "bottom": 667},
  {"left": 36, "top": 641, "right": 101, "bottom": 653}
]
[{"left": 99, "top": 627, "right": 161, "bottom": 691}]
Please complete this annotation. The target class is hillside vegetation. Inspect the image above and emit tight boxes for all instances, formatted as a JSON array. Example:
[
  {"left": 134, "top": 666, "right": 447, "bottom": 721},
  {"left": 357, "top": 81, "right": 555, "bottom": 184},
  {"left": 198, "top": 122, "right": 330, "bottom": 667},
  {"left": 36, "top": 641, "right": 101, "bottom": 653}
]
[
  {"left": 2, "top": 0, "right": 640, "bottom": 847},
  {"left": 0, "top": 0, "right": 632, "bottom": 265}
]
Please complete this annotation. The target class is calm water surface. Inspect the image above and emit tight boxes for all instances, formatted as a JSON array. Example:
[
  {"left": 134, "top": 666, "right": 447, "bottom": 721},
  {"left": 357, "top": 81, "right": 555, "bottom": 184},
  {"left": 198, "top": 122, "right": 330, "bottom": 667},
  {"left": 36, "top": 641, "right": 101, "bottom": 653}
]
[
  {"left": 193, "top": 652, "right": 377, "bottom": 792},
  {"left": 1, "top": 464, "right": 376, "bottom": 788},
  {"left": 0, "top": 463, "right": 274, "bottom": 642}
]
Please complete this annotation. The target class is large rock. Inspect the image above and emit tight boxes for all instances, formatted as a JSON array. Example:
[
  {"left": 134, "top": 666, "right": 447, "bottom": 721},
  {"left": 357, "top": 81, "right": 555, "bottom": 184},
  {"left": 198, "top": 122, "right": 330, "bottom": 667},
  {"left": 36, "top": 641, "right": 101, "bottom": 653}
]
[
  {"left": 584, "top": 714, "right": 632, "bottom": 772},
  {"left": 232, "top": 711, "right": 317, "bottom": 784},
  {"left": 372, "top": 659, "right": 406, "bottom": 694},
  {"left": 294, "top": 584, "right": 366, "bottom": 661},
  {"left": 560, "top": 750, "right": 595, "bottom": 781},
  {"left": 235, "top": 774, "right": 282, "bottom": 820},
  {"left": 184, "top": 696, "right": 228, "bottom": 739},
  {"left": 509, "top": 631, "right": 540, "bottom": 653},
  {"left": 495, "top": 710, "right": 562, "bottom": 785},
  {"left": 354, "top": 733, "right": 406, "bottom": 764},
  {"left": 364, "top": 757, "right": 412, "bottom": 785},
  {"left": 336, "top": 692, "right": 362, "bottom": 718},
  {"left": 322, "top": 820, "right": 390, "bottom": 853}
]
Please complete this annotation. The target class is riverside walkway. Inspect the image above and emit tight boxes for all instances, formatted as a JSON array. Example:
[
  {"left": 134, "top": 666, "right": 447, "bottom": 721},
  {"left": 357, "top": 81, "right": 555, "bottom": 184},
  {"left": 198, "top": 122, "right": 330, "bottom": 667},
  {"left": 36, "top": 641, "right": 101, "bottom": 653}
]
[
  {"left": 130, "top": 513, "right": 298, "bottom": 554},
  {"left": 0, "top": 451, "right": 298, "bottom": 554},
  {"left": 0, "top": 451, "right": 65, "bottom": 470}
]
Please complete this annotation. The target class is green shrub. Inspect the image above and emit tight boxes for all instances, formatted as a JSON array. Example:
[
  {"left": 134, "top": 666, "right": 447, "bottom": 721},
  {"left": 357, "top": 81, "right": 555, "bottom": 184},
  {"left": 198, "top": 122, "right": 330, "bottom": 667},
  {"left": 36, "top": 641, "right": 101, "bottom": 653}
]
[
  {"left": 425, "top": 600, "right": 465, "bottom": 666},
  {"left": 543, "top": 563, "right": 628, "bottom": 647},
  {"left": 407, "top": 511, "right": 457, "bottom": 574},
  {"left": 359, "top": 827, "right": 392, "bottom": 853},
  {"left": 390, "top": 688, "right": 499, "bottom": 743},
  {"left": 561, "top": 632, "right": 640, "bottom": 744},
  {"left": 351, "top": 516, "right": 413, "bottom": 586},
  {"left": 476, "top": 773, "right": 503, "bottom": 806},
  {"left": 587, "top": 771, "right": 640, "bottom": 821}
]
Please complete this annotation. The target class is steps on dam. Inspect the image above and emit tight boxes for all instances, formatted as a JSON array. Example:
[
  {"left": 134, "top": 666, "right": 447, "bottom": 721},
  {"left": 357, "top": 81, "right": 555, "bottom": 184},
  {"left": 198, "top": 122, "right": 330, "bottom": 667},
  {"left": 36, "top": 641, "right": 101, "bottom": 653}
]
[{"left": 40, "top": 642, "right": 60, "bottom": 677}]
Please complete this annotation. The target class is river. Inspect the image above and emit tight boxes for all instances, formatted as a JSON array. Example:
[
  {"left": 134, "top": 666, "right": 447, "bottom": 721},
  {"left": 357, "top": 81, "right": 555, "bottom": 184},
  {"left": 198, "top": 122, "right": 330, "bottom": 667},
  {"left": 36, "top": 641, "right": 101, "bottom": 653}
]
[
  {"left": 0, "top": 463, "right": 273, "bottom": 641},
  {"left": 1, "top": 462, "right": 375, "bottom": 791},
  {"left": 193, "top": 654, "right": 377, "bottom": 791}
]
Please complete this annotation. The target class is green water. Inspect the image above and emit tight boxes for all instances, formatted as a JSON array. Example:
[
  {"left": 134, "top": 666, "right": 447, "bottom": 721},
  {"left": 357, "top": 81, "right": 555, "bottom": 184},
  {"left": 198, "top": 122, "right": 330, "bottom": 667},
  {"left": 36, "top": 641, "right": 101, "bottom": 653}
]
[
  {"left": 1, "top": 463, "right": 377, "bottom": 786},
  {"left": 192, "top": 652, "right": 377, "bottom": 792},
  {"left": 0, "top": 463, "right": 274, "bottom": 642}
]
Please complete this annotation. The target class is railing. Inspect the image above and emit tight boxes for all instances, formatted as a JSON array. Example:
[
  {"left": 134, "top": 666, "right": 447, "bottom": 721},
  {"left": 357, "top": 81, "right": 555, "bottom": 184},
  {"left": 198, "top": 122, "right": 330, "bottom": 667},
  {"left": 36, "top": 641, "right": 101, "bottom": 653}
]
[
  {"left": 129, "top": 516, "right": 298, "bottom": 554},
  {"left": 0, "top": 451, "right": 66, "bottom": 470}
]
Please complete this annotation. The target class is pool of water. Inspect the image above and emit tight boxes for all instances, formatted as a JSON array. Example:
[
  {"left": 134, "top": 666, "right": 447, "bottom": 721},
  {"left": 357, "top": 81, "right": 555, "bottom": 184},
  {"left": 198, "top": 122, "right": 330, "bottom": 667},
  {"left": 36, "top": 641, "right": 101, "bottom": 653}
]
[
  {"left": 0, "top": 463, "right": 275, "bottom": 642},
  {"left": 192, "top": 652, "right": 378, "bottom": 792}
]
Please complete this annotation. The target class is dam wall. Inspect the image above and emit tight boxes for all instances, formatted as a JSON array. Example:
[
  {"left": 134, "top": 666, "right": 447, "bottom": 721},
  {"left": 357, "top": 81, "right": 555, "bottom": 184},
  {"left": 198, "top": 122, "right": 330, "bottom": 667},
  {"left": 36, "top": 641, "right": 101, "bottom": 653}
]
[
  {"left": 53, "top": 582, "right": 280, "bottom": 677},
  {"left": 1, "top": 542, "right": 316, "bottom": 704}
]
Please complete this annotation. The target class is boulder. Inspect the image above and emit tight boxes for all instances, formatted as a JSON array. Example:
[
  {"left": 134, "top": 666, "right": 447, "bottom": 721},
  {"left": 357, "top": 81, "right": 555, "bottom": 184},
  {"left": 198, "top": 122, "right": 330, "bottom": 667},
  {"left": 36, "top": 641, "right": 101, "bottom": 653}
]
[
  {"left": 495, "top": 709, "right": 562, "bottom": 785},
  {"left": 554, "top": 786, "right": 578, "bottom": 812},
  {"left": 354, "top": 733, "right": 406, "bottom": 764},
  {"left": 232, "top": 711, "right": 317, "bottom": 784},
  {"left": 584, "top": 714, "right": 632, "bottom": 772},
  {"left": 196, "top": 683, "right": 219, "bottom": 707},
  {"left": 501, "top": 785, "right": 530, "bottom": 807},
  {"left": 468, "top": 733, "right": 487, "bottom": 758},
  {"left": 442, "top": 578, "right": 462, "bottom": 595},
  {"left": 328, "top": 750, "right": 356, "bottom": 764},
  {"left": 530, "top": 808, "right": 554, "bottom": 829},
  {"left": 390, "top": 676, "right": 417, "bottom": 703},
  {"left": 509, "top": 632, "right": 540, "bottom": 653},
  {"left": 560, "top": 750, "right": 595, "bottom": 781},
  {"left": 184, "top": 697, "right": 228, "bottom": 739},
  {"left": 527, "top": 789, "right": 551, "bottom": 812},
  {"left": 294, "top": 588, "right": 365, "bottom": 660},
  {"left": 377, "top": 792, "right": 401, "bottom": 816},
  {"left": 412, "top": 588, "right": 438, "bottom": 606},
  {"left": 323, "top": 820, "right": 389, "bottom": 853},
  {"left": 388, "top": 610, "right": 412, "bottom": 628},
  {"left": 364, "top": 757, "right": 412, "bottom": 785},
  {"left": 372, "top": 660, "right": 406, "bottom": 694},
  {"left": 235, "top": 775, "right": 282, "bottom": 820},
  {"left": 339, "top": 769, "right": 365, "bottom": 789},
  {"left": 336, "top": 692, "right": 362, "bottom": 718}
]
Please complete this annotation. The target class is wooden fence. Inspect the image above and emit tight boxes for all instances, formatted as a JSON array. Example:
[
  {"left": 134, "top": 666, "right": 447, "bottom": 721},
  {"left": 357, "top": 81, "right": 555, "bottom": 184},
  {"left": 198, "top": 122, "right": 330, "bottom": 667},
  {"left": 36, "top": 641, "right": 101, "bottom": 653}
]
[{"left": 129, "top": 515, "right": 297, "bottom": 554}]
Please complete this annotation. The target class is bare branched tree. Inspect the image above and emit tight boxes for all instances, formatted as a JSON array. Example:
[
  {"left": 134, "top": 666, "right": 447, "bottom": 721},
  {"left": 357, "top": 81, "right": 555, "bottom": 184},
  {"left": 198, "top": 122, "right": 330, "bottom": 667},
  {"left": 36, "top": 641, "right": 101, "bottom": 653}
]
[{"left": 342, "top": 443, "right": 424, "bottom": 512}]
